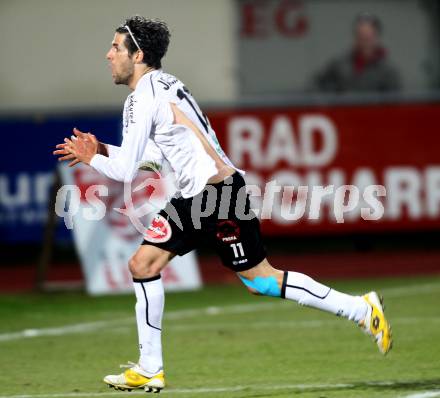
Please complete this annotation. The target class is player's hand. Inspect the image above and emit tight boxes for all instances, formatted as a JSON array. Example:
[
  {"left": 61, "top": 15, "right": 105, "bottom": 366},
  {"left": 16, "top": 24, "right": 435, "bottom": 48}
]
[
  {"left": 69, "top": 128, "right": 109, "bottom": 157},
  {"left": 63, "top": 129, "right": 99, "bottom": 166},
  {"left": 54, "top": 128, "right": 107, "bottom": 167},
  {"left": 53, "top": 143, "right": 81, "bottom": 167},
  {"left": 53, "top": 128, "right": 96, "bottom": 166}
]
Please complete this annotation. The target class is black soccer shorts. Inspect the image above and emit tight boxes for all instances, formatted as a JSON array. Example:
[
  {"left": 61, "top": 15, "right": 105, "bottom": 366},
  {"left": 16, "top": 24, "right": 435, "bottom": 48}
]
[{"left": 142, "top": 172, "right": 266, "bottom": 272}]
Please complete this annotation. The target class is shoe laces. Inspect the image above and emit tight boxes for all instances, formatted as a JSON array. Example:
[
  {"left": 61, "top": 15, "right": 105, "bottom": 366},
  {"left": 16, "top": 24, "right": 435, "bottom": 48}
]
[
  {"left": 119, "top": 361, "right": 137, "bottom": 369},
  {"left": 119, "top": 361, "right": 164, "bottom": 378}
]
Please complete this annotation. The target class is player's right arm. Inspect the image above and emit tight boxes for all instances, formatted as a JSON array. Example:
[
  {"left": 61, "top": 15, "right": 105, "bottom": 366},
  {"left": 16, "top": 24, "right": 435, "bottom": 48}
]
[
  {"left": 106, "top": 144, "right": 121, "bottom": 158},
  {"left": 88, "top": 93, "right": 154, "bottom": 183},
  {"left": 55, "top": 94, "right": 153, "bottom": 180},
  {"left": 55, "top": 85, "right": 170, "bottom": 174}
]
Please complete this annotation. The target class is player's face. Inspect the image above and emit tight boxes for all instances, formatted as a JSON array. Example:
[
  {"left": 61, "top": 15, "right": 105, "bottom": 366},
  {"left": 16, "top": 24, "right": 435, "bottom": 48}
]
[{"left": 106, "top": 33, "right": 135, "bottom": 85}]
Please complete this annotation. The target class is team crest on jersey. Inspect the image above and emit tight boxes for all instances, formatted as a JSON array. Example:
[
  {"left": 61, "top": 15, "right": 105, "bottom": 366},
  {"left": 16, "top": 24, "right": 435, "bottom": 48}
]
[
  {"left": 216, "top": 220, "right": 240, "bottom": 243},
  {"left": 144, "top": 215, "right": 172, "bottom": 243}
]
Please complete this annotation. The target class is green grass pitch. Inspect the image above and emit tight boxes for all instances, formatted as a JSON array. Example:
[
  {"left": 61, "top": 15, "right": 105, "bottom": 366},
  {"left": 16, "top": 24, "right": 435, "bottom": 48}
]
[{"left": 1, "top": 275, "right": 440, "bottom": 398}]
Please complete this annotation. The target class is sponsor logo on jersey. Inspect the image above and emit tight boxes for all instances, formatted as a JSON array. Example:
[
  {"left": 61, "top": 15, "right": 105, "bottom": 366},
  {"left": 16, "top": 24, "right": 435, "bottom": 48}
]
[
  {"left": 232, "top": 259, "right": 248, "bottom": 266},
  {"left": 221, "top": 235, "right": 238, "bottom": 242},
  {"left": 144, "top": 214, "right": 172, "bottom": 243},
  {"left": 216, "top": 220, "right": 240, "bottom": 242},
  {"left": 125, "top": 95, "right": 137, "bottom": 127}
]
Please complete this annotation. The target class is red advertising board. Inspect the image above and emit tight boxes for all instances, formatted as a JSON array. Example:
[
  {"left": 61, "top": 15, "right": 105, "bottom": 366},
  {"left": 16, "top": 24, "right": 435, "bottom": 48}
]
[{"left": 207, "top": 103, "right": 440, "bottom": 235}]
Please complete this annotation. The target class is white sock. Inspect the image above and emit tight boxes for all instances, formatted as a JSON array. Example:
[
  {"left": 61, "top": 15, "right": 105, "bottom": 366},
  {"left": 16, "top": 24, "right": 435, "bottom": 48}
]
[
  {"left": 133, "top": 275, "right": 164, "bottom": 376},
  {"left": 281, "top": 271, "right": 367, "bottom": 322}
]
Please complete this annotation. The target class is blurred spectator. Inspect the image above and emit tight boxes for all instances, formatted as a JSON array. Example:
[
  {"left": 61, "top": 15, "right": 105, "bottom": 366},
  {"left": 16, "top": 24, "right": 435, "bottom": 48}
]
[{"left": 313, "top": 13, "right": 401, "bottom": 93}]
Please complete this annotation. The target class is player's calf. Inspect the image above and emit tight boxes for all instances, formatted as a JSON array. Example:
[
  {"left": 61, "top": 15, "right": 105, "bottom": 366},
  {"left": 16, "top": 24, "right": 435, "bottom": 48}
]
[
  {"left": 239, "top": 275, "right": 281, "bottom": 296},
  {"left": 238, "top": 259, "right": 393, "bottom": 354},
  {"left": 238, "top": 260, "right": 368, "bottom": 322},
  {"left": 238, "top": 260, "right": 284, "bottom": 296}
]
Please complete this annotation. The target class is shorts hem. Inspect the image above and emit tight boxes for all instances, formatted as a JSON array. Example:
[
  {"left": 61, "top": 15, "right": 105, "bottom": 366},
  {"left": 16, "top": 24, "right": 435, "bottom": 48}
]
[
  {"left": 224, "top": 250, "right": 267, "bottom": 272},
  {"left": 141, "top": 239, "right": 188, "bottom": 257}
]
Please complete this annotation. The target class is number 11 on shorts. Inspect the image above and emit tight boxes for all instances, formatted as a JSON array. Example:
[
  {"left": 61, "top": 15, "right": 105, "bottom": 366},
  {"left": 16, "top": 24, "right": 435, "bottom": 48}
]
[{"left": 231, "top": 242, "right": 244, "bottom": 258}]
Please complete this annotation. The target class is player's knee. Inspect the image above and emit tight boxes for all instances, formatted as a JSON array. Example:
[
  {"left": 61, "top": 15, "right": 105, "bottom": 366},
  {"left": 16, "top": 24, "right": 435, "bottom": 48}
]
[
  {"left": 148, "top": 261, "right": 163, "bottom": 276},
  {"left": 238, "top": 275, "right": 281, "bottom": 297},
  {"left": 128, "top": 255, "right": 155, "bottom": 278},
  {"left": 128, "top": 256, "right": 142, "bottom": 276}
]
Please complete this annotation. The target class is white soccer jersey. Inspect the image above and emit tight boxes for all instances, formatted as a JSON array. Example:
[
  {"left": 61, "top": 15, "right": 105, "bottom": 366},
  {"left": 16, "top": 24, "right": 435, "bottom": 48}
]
[{"left": 90, "top": 70, "right": 241, "bottom": 198}]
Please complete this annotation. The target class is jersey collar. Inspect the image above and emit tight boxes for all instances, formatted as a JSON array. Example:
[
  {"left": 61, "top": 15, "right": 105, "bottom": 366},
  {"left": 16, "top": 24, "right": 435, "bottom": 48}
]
[{"left": 135, "top": 69, "right": 162, "bottom": 92}]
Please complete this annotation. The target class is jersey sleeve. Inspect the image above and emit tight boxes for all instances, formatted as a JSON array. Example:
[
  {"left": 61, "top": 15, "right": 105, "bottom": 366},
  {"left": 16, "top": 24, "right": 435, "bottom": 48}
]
[
  {"left": 90, "top": 93, "right": 153, "bottom": 182},
  {"left": 154, "top": 97, "right": 174, "bottom": 129},
  {"left": 107, "top": 144, "right": 121, "bottom": 158}
]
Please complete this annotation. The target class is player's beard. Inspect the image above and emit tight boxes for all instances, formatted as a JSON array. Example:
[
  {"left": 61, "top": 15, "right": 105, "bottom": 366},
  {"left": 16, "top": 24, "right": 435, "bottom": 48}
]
[{"left": 113, "top": 62, "right": 134, "bottom": 85}]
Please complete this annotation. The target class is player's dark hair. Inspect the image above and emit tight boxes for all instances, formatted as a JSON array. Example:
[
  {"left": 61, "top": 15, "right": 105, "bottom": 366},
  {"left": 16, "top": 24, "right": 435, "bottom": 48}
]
[
  {"left": 116, "top": 16, "right": 170, "bottom": 69},
  {"left": 353, "top": 13, "right": 382, "bottom": 35}
]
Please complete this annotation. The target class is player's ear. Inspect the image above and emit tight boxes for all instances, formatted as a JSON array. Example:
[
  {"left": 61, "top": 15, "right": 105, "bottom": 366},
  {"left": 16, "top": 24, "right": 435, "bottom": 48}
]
[{"left": 134, "top": 50, "right": 144, "bottom": 64}]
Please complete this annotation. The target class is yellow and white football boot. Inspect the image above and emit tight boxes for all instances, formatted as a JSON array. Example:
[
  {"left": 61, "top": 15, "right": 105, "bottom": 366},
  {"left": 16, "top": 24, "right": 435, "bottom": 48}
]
[
  {"left": 103, "top": 363, "right": 165, "bottom": 393},
  {"left": 359, "top": 291, "right": 393, "bottom": 355}
]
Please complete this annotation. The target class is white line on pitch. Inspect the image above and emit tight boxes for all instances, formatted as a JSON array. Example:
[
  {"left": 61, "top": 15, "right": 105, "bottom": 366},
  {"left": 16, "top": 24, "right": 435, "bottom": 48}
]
[
  {"left": 401, "top": 391, "right": 440, "bottom": 398},
  {"left": 165, "top": 316, "right": 440, "bottom": 332},
  {"left": 1, "top": 280, "right": 439, "bottom": 343},
  {"left": 0, "top": 380, "right": 408, "bottom": 398},
  {"left": 2, "top": 311, "right": 440, "bottom": 342},
  {"left": 376, "top": 282, "right": 440, "bottom": 298},
  {"left": 0, "top": 302, "right": 284, "bottom": 342}
]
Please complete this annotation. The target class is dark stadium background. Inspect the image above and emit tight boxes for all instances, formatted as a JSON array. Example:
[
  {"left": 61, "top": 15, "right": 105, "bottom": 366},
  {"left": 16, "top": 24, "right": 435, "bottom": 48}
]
[
  {"left": 1, "top": 0, "right": 439, "bottom": 290},
  {"left": 2, "top": 2, "right": 440, "bottom": 397}
]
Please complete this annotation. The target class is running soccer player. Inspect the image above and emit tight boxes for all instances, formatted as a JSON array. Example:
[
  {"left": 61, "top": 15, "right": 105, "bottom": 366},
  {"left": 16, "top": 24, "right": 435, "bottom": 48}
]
[{"left": 54, "top": 16, "right": 392, "bottom": 394}]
